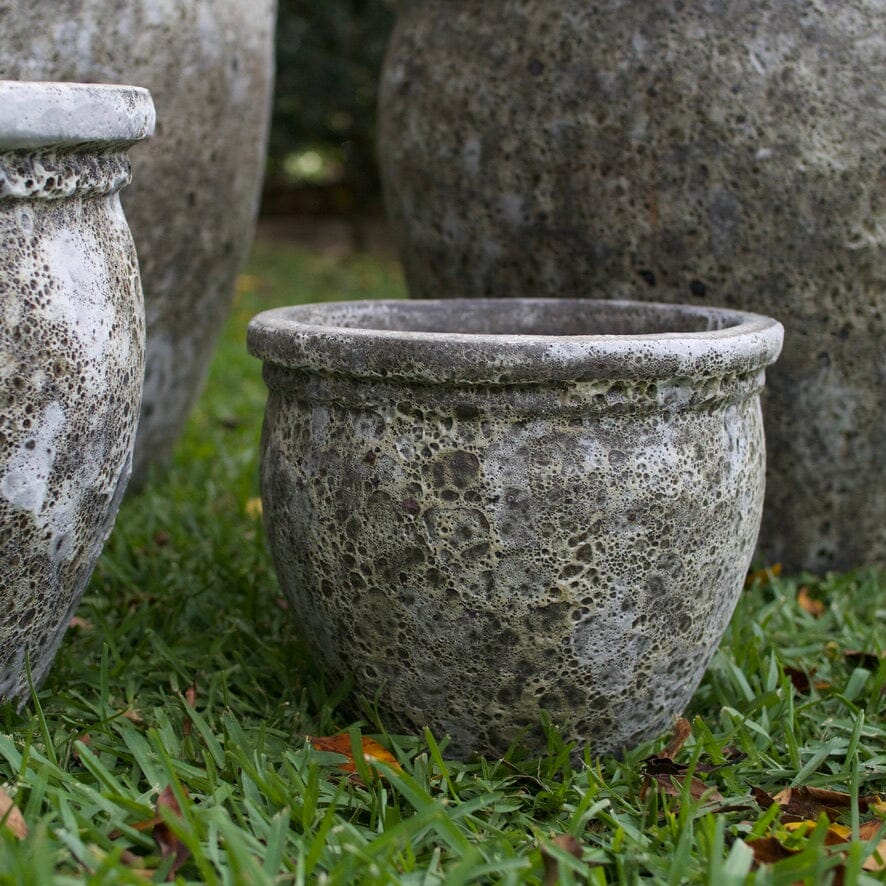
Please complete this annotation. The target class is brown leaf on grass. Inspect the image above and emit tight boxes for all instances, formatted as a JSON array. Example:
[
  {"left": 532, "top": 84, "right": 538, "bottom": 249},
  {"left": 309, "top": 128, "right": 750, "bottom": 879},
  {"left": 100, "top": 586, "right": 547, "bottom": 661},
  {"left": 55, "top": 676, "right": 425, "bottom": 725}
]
[
  {"left": 745, "top": 563, "right": 782, "bottom": 587},
  {"left": 844, "top": 649, "right": 886, "bottom": 670},
  {"left": 121, "top": 708, "right": 144, "bottom": 725},
  {"left": 308, "top": 734, "right": 402, "bottom": 782},
  {"left": 772, "top": 786, "right": 883, "bottom": 820},
  {"left": 69, "top": 616, "right": 93, "bottom": 631},
  {"left": 648, "top": 771, "right": 725, "bottom": 803},
  {"left": 541, "top": 834, "right": 584, "bottom": 886},
  {"left": 660, "top": 717, "right": 692, "bottom": 760},
  {"left": 797, "top": 586, "right": 825, "bottom": 617},
  {"left": 152, "top": 785, "right": 190, "bottom": 881},
  {"left": 860, "top": 820, "right": 886, "bottom": 872},
  {"left": 153, "top": 531, "right": 171, "bottom": 548},
  {"left": 783, "top": 666, "right": 813, "bottom": 693},
  {"left": 747, "top": 835, "right": 797, "bottom": 865},
  {"left": 0, "top": 786, "right": 28, "bottom": 839}
]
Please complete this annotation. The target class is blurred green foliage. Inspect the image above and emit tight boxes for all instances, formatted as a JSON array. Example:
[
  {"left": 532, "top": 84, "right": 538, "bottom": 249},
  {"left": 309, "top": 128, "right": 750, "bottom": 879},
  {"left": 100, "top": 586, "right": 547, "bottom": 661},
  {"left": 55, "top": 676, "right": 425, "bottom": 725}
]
[{"left": 269, "top": 0, "right": 396, "bottom": 214}]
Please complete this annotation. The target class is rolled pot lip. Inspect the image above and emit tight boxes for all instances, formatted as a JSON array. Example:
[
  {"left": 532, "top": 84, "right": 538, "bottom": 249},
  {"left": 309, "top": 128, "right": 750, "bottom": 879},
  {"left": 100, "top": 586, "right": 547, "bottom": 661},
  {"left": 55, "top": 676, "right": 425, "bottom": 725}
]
[
  {"left": 0, "top": 80, "right": 155, "bottom": 150},
  {"left": 247, "top": 297, "right": 784, "bottom": 385}
]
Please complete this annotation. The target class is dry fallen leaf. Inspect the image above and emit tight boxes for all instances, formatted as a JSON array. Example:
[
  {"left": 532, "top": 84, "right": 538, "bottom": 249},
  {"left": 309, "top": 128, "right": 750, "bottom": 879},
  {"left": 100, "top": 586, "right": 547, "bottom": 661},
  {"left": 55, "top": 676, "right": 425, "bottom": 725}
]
[
  {"left": 0, "top": 786, "right": 28, "bottom": 839},
  {"left": 747, "top": 835, "right": 797, "bottom": 866},
  {"left": 844, "top": 649, "right": 886, "bottom": 671},
  {"left": 797, "top": 586, "right": 826, "bottom": 617},
  {"left": 121, "top": 708, "right": 144, "bottom": 725},
  {"left": 308, "top": 734, "right": 402, "bottom": 782},
  {"left": 152, "top": 785, "right": 190, "bottom": 881},
  {"left": 660, "top": 717, "right": 692, "bottom": 760},
  {"left": 69, "top": 616, "right": 93, "bottom": 631},
  {"left": 649, "top": 770, "right": 725, "bottom": 803},
  {"left": 541, "top": 834, "right": 584, "bottom": 886}
]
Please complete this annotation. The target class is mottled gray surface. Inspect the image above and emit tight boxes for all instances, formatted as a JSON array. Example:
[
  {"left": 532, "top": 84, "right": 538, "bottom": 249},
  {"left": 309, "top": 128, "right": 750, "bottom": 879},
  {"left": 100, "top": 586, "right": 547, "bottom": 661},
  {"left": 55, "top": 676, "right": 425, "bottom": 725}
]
[
  {"left": 0, "top": 0, "right": 276, "bottom": 485},
  {"left": 0, "top": 81, "right": 152, "bottom": 701},
  {"left": 249, "top": 299, "right": 782, "bottom": 757},
  {"left": 378, "top": 0, "right": 885, "bottom": 573}
]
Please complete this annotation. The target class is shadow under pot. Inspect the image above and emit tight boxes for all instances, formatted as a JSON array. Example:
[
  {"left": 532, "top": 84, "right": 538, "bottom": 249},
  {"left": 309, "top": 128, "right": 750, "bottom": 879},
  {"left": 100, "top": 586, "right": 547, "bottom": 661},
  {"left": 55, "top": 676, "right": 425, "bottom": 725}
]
[
  {"left": 248, "top": 298, "right": 783, "bottom": 758},
  {"left": 0, "top": 80, "right": 154, "bottom": 702}
]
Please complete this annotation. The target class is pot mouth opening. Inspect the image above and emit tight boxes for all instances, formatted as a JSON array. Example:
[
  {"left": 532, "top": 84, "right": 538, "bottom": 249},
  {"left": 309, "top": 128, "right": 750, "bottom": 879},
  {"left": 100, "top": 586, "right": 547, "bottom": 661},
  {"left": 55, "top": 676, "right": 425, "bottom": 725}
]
[
  {"left": 248, "top": 297, "right": 784, "bottom": 384},
  {"left": 0, "top": 81, "right": 155, "bottom": 151}
]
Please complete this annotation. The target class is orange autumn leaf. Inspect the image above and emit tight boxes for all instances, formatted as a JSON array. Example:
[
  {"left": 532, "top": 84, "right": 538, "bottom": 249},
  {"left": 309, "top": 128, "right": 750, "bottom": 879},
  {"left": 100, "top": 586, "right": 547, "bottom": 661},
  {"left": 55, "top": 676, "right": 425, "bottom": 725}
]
[
  {"left": 797, "top": 586, "right": 825, "bottom": 617},
  {"left": 0, "top": 786, "right": 27, "bottom": 839},
  {"left": 308, "top": 734, "right": 402, "bottom": 776}
]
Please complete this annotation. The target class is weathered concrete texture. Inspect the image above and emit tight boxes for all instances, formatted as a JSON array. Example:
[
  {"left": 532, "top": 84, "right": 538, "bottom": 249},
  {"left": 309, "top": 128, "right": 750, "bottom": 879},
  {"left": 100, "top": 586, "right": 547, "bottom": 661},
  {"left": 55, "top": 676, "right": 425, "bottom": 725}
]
[
  {"left": 0, "top": 81, "right": 153, "bottom": 701},
  {"left": 0, "top": 0, "right": 277, "bottom": 486},
  {"left": 378, "top": 0, "right": 885, "bottom": 573},
  {"left": 249, "top": 298, "right": 782, "bottom": 757}
]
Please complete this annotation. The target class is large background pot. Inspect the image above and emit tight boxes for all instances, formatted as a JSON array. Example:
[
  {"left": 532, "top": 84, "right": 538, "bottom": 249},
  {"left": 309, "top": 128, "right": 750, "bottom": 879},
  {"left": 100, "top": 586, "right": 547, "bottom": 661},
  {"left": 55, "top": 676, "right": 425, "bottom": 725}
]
[
  {"left": 0, "top": 0, "right": 277, "bottom": 485},
  {"left": 248, "top": 298, "right": 782, "bottom": 757},
  {"left": 378, "top": 0, "right": 885, "bottom": 573},
  {"left": 0, "top": 81, "right": 153, "bottom": 701}
]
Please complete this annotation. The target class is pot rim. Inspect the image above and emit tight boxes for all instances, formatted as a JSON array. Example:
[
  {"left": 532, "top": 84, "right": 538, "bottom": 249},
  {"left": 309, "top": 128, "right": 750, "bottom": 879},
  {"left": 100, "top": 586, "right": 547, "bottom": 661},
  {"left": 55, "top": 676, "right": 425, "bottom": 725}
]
[
  {"left": 0, "top": 80, "right": 155, "bottom": 150},
  {"left": 248, "top": 297, "right": 784, "bottom": 384}
]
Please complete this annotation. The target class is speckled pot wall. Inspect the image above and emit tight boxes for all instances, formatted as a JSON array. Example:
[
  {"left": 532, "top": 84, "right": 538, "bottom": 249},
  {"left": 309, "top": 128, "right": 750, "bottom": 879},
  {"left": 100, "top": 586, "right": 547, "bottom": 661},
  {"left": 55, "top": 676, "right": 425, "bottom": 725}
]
[
  {"left": 248, "top": 298, "right": 783, "bottom": 757},
  {"left": 378, "top": 0, "right": 885, "bottom": 573},
  {"left": 0, "top": 0, "right": 276, "bottom": 486},
  {"left": 0, "top": 81, "right": 154, "bottom": 701}
]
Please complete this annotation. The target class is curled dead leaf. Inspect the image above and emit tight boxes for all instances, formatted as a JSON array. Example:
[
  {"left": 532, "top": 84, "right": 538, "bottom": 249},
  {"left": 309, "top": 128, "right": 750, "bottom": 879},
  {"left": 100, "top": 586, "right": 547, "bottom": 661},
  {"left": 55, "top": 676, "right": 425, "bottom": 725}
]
[
  {"left": 0, "top": 786, "right": 28, "bottom": 839},
  {"left": 797, "top": 586, "right": 825, "bottom": 617},
  {"left": 660, "top": 717, "right": 692, "bottom": 760},
  {"left": 541, "top": 834, "right": 584, "bottom": 886}
]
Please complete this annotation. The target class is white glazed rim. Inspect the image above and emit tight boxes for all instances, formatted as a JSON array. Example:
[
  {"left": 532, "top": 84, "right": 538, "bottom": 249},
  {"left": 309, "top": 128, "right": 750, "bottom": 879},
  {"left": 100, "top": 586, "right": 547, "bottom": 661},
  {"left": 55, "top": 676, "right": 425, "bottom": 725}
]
[
  {"left": 0, "top": 81, "right": 155, "bottom": 150},
  {"left": 248, "top": 298, "right": 785, "bottom": 385}
]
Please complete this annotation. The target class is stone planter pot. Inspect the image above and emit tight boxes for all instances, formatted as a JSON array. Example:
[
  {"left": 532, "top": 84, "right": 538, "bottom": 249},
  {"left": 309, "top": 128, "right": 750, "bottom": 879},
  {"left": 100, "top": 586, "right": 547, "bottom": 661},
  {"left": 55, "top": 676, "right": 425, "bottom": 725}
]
[
  {"left": 0, "top": 0, "right": 277, "bottom": 486},
  {"left": 378, "top": 0, "right": 884, "bottom": 573},
  {"left": 248, "top": 298, "right": 783, "bottom": 757},
  {"left": 0, "top": 80, "right": 154, "bottom": 701}
]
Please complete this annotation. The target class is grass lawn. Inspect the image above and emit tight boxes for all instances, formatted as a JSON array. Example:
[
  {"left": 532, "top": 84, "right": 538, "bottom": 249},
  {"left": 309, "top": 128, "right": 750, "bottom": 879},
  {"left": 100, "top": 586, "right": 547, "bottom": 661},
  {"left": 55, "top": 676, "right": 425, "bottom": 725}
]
[{"left": 0, "top": 235, "right": 883, "bottom": 883}]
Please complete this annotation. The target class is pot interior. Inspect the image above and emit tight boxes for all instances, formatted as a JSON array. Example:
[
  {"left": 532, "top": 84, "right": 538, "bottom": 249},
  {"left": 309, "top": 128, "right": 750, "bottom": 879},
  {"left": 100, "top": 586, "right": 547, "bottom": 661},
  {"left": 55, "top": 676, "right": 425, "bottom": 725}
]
[{"left": 290, "top": 298, "right": 745, "bottom": 337}]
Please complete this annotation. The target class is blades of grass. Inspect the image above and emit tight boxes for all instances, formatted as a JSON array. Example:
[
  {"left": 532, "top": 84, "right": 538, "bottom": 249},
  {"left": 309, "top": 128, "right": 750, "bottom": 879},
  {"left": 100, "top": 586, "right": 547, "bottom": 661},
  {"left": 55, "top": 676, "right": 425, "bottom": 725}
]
[
  {"left": 261, "top": 806, "right": 291, "bottom": 876},
  {"left": 24, "top": 657, "right": 57, "bottom": 767},
  {"left": 181, "top": 697, "right": 225, "bottom": 770},
  {"left": 423, "top": 727, "right": 459, "bottom": 800}
]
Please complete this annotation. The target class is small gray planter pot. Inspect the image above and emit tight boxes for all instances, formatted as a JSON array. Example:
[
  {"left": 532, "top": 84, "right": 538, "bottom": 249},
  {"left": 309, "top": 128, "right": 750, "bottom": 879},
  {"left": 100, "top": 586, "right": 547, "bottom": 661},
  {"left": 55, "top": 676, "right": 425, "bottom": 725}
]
[
  {"left": 0, "top": 81, "right": 154, "bottom": 701},
  {"left": 249, "top": 298, "right": 783, "bottom": 757}
]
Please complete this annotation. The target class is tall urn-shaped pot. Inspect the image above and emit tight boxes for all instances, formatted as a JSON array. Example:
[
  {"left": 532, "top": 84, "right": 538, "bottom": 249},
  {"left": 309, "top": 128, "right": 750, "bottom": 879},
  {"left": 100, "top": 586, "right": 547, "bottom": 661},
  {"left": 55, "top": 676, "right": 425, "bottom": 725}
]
[
  {"left": 379, "top": 0, "right": 885, "bottom": 572},
  {"left": 0, "top": 81, "right": 154, "bottom": 700},
  {"left": 0, "top": 0, "right": 277, "bottom": 485}
]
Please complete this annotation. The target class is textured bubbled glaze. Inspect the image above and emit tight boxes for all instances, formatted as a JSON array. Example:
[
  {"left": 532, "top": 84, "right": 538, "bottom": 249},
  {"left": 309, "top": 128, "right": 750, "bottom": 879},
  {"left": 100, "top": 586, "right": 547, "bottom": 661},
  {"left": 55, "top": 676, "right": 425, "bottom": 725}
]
[
  {"left": 378, "top": 0, "right": 885, "bottom": 573},
  {"left": 0, "top": 83, "right": 151, "bottom": 701},
  {"left": 249, "top": 299, "right": 782, "bottom": 757},
  {"left": 0, "top": 0, "right": 277, "bottom": 485}
]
